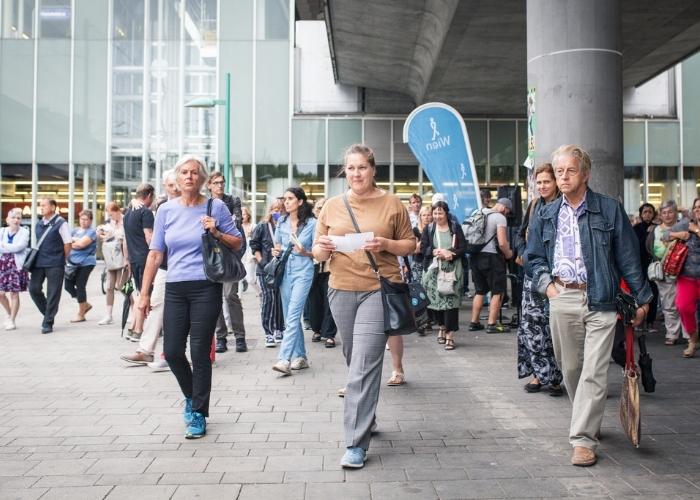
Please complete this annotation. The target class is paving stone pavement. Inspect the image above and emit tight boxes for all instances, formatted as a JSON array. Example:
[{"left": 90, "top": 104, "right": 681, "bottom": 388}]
[{"left": 1, "top": 266, "right": 700, "bottom": 499}]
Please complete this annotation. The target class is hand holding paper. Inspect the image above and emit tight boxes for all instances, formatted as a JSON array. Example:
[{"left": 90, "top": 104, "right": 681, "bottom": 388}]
[{"left": 329, "top": 232, "right": 374, "bottom": 253}]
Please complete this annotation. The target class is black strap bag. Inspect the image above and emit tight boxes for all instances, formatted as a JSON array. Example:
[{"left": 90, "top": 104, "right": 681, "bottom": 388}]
[
  {"left": 342, "top": 195, "right": 416, "bottom": 336},
  {"left": 201, "top": 199, "right": 246, "bottom": 283},
  {"left": 23, "top": 215, "right": 62, "bottom": 272},
  {"left": 262, "top": 221, "right": 303, "bottom": 288}
]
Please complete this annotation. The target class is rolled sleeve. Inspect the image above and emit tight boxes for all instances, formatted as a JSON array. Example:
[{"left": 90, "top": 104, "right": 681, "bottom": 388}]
[{"left": 58, "top": 222, "right": 72, "bottom": 244}]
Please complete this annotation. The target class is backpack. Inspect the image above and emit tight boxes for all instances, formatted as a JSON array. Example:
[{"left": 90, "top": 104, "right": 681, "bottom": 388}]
[{"left": 462, "top": 208, "right": 495, "bottom": 255}]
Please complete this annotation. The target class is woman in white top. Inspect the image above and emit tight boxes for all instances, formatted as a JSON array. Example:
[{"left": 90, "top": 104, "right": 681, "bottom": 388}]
[
  {"left": 0, "top": 208, "right": 30, "bottom": 330},
  {"left": 97, "top": 202, "right": 128, "bottom": 325},
  {"left": 240, "top": 206, "right": 257, "bottom": 293}
]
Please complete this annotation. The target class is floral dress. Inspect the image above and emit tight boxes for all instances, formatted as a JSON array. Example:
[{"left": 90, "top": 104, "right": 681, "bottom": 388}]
[
  {"left": 0, "top": 229, "right": 29, "bottom": 292},
  {"left": 422, "top": 229, "right": 463, "bottom": 311},
  {"left": 517, "top": 199, "right": 563, "bottom": 386}
]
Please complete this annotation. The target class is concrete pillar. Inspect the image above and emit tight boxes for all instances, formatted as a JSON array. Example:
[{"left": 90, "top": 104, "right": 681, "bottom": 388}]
[{"left": 527, "top": 0, "right": 623, "bottom": 200}]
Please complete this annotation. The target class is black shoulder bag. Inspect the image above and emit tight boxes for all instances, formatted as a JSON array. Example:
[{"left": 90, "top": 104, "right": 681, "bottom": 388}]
[
  {"left": 201, "top": 199, "right": 246, "bottom": 283},
  {"left": 262, "top": 220, "right": 303, "bottom": 288},
  {"left": 342, "top": 195, "right": 416, "bottom": 336},
  {"left": 23, "top": 215, "right": 62, "bottom": 272}
]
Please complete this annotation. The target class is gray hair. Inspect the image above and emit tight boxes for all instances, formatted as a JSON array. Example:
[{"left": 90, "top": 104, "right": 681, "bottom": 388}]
[
  {"left": 7, "top": 208, "right": 22, "bottom": 218},
  {"left": 162, "top": 168, "right": 177, "bottom": 184},
  {"left": 660, "top": 200, "right": 678, "bottom": 212},
  {"left": 551, "top": 144, "right": 592, "bottom": 176},
  {"left": 173, "top": 154, "right": 209, "bottom": 184}
]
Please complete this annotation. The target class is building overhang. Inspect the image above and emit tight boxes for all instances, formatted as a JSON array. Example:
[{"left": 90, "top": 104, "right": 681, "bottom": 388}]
[{"left": 300, "top": 0, "right": 700, "bottom": 116}]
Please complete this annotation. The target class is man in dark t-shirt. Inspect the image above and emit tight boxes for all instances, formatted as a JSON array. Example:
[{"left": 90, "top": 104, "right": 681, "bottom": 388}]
[{"left": 123, "top": 183, "right": 155, "bottom": 342}]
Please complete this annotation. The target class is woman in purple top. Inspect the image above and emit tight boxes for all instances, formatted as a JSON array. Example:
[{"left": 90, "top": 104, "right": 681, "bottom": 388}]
[{"left": 137, "top": 155, "right": 241, "bottom": 439}]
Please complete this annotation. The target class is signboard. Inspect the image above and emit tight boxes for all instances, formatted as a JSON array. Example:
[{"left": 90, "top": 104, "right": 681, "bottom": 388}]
[{"left": 403, "top": 102, "right": 481, "bottom": 221}]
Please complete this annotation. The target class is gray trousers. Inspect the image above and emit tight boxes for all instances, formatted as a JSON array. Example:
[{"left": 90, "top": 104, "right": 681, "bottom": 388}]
[
  {"left": 215, "top": 281, "right": 246, "bottom": 340},
  {"left": 656, "top": 278, "right": 685, "bottom": 340},
  {"left": 548, "top": 283, "right": 617, "bottom": 450},
  {"left": 328, "top": 288, "right": 385, "bottom": 450}
]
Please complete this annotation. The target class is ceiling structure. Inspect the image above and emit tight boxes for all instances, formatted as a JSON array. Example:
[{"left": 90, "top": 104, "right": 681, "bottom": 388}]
[{"left": 296, "top": 0, "right": 700, "bottom": 116}]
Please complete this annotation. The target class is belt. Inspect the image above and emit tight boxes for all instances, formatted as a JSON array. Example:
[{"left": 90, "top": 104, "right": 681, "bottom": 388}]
[{"left": 554, "top": 277, "right": 587, "bottom": 290}]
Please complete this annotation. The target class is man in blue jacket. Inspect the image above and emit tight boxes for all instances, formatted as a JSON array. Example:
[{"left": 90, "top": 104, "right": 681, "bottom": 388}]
[{"left": 527, "top": 145, "right": 653, "bottom": 467}]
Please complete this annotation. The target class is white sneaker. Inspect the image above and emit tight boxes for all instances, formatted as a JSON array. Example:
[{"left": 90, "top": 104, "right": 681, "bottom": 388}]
[
  {"left": 5, "top": 321, "right": 16, "bottom": 331},
  {"left": 98, "top": 316, "right": 114, "bottom": 326},
  {"left": 147, "top": 359, "right": 170, "bottom": 372},
  {"left": 290, "top": 357, "right": 309, "bottom": 370},
  {"left": 272, "top": 360, "right": 291, "bottom": 376}
]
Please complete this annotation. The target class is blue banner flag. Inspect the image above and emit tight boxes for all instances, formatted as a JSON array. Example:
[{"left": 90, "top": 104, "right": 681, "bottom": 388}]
[{"left": 403, "top": 102, "right": 481, "bottom": 221}]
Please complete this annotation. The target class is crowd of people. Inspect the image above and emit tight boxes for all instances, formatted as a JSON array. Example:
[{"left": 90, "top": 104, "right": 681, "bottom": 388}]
[{"left": 1, "top": 142, "right": 697, "bottom": 468}]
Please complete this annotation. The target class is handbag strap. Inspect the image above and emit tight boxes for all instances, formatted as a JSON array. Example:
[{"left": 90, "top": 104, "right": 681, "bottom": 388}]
[
  {"left": 342, "top": 194, "right": 379, "bottom": 275},
  {"left": 34, "top": 214, "right": 61, "bottom": 250},
  {"left": 267, "top": 222, "right": 275, "bottom": 241},
  {"left": 280, "top": 219, "right": 305, "bottom": 259},
  {"left": 625, "top": 324, "right": 636, "bottom": 371}
]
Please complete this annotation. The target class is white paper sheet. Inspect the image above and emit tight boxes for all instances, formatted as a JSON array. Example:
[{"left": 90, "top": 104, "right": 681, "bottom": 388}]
[{"left": 329, "top": 232, "right": 374, "bottom": 253}]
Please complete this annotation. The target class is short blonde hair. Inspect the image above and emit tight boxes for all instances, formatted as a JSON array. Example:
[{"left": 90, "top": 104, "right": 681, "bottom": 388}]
[
  {"left": 551, "top": 144, "right": 591, "bottom": 176},
  {"left": 174, "top": 154, "right": 209, "bottom": 184}
]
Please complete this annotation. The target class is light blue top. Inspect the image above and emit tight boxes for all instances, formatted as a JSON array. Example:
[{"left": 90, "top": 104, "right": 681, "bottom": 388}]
[
  {"left": 70, "top": 227, "right": 97, "bottom": 266},
  {"left": 274, "top": 215, "right": 316, "bottom": 274},
  {"left": 151, "top": 197, "right": 240, "bottom": 283}
]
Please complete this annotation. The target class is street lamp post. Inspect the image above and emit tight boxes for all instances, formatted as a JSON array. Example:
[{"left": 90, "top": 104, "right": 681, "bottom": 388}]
[{"left": 184, "top": 72, "right": 231, "bottom": 190}]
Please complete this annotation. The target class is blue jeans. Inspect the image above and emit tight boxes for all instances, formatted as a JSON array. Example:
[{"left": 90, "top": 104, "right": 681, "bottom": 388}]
[{"left": 278, "top": 255, "right": 314, "bottom": 362}]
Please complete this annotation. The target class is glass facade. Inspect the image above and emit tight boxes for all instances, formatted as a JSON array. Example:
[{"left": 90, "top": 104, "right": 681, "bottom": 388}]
[{"left": 1, "top": 2, "right": 699, "bottom": 228}]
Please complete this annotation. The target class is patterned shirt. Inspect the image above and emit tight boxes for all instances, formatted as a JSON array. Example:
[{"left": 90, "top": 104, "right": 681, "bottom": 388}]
[{"left": 552, "top": 194, "right": 587, "bottom": 284}]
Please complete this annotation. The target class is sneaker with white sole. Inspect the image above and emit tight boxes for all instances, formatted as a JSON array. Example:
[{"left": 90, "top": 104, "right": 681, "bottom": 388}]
[
  {"left": 5, "top": 321, "right": 16, "bottom": 331},
  {"left": 265, "top": 335, "right": 277, "bottom": 347},
  {"left": 97, "top": 316, "right": 114, "bottom": 326},
  {"left": 290, "top": 357, "right": 309, "bottom": 370},
  {"left": 148, "top": 359, "right": 170, "bottom": 372},
  {"left": 340, "top": 447, "right": 367, "bottom": 468},
  {"left": 272, "top": 360, "right": 291, "bottom": 376},
  {"left": 120, "top": 352, "right": 154, "bottom": 365},
  {"left": 185, "top": 411, "right": 206, "bottom": 439},
  {"left": 337, "top": 387, "right": 346, "bottom": 398},
  {"left": 274, "top": 330, "right": 284, "bottom": 343}
]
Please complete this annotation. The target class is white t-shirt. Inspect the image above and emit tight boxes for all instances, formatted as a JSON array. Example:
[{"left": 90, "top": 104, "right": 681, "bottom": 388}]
[{"left": 481, "top": 209, "right": 507, "bottom": 254}]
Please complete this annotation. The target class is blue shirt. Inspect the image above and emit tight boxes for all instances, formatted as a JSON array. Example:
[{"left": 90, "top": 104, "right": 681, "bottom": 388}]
[
  {"left": 70, "top": 227, "right": 97, "bottom": 266},
  {"left": 274, "top": 216, "right": 317, "bottom": 275},
  {"left": 552, "top": 193, "right": 587, "bottom": 284},
  {"left": 151, "top": 198, "right": 240, "bottom": 283}
]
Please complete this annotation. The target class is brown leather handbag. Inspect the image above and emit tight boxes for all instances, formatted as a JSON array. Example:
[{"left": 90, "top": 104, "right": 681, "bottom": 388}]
[{"left": 618, "top": 292, "right": 641, "bottom": 448}]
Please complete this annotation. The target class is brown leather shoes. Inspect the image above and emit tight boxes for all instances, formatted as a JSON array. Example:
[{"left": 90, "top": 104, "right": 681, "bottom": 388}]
[{"left": 571, "top": 446, "right": 597, "bottom": 467}]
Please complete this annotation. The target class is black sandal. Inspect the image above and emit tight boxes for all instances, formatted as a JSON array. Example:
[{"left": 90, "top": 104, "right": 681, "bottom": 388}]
[
  {"left": 311, "top": 332, "right": 322, "bottom": 342},
  {"left": 444, "top": 338, "right": 455, "bottom": 350},
  {"left": 437, "top": 329, "right": 446, "bottom": 344},
  {"left": 325, "top": 338, "right": 336, "bottom": 348}
]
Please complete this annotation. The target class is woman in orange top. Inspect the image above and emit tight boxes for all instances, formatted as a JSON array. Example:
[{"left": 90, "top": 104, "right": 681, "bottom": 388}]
[{"left": 313, "top": 144, "right": 415, "bottom": 469}]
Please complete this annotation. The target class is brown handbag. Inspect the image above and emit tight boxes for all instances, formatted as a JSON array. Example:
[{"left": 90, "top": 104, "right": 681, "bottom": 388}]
[{"left": 619, "top": 321, "right": 641, "bottom": 448}]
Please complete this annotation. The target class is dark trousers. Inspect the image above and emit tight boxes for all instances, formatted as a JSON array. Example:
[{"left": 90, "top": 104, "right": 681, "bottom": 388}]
[
  {"left": 431, "top": 308, "right": 460, "bottom": 331},
  {"left": 29, "top": 266, "right": 64, "bottom": 328},
  {"left": 647, "top": 280, "right": 659, "bottom": 326},
  {"left": 215, "top": 280, "right": 246, "bottom": 340},
  {"left": 64, "top": 265, "right": 95, "bottom": 303},
  {"left": 163, "top": 280, "right": 222, "bottom": 417},
  {"left": 257, "top": 274, "right": 285, "bottom": 337},
  {"left": 309, "top": 271, "right": 337, "bottom": 338}
]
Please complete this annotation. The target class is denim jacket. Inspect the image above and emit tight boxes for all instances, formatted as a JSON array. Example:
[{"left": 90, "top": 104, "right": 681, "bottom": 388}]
[
  {"left": 274, "top": 215, "right": 316, "bottom": 275},
  {"left": 526, "top": 188, "right": 653, "bottom": 311}
]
